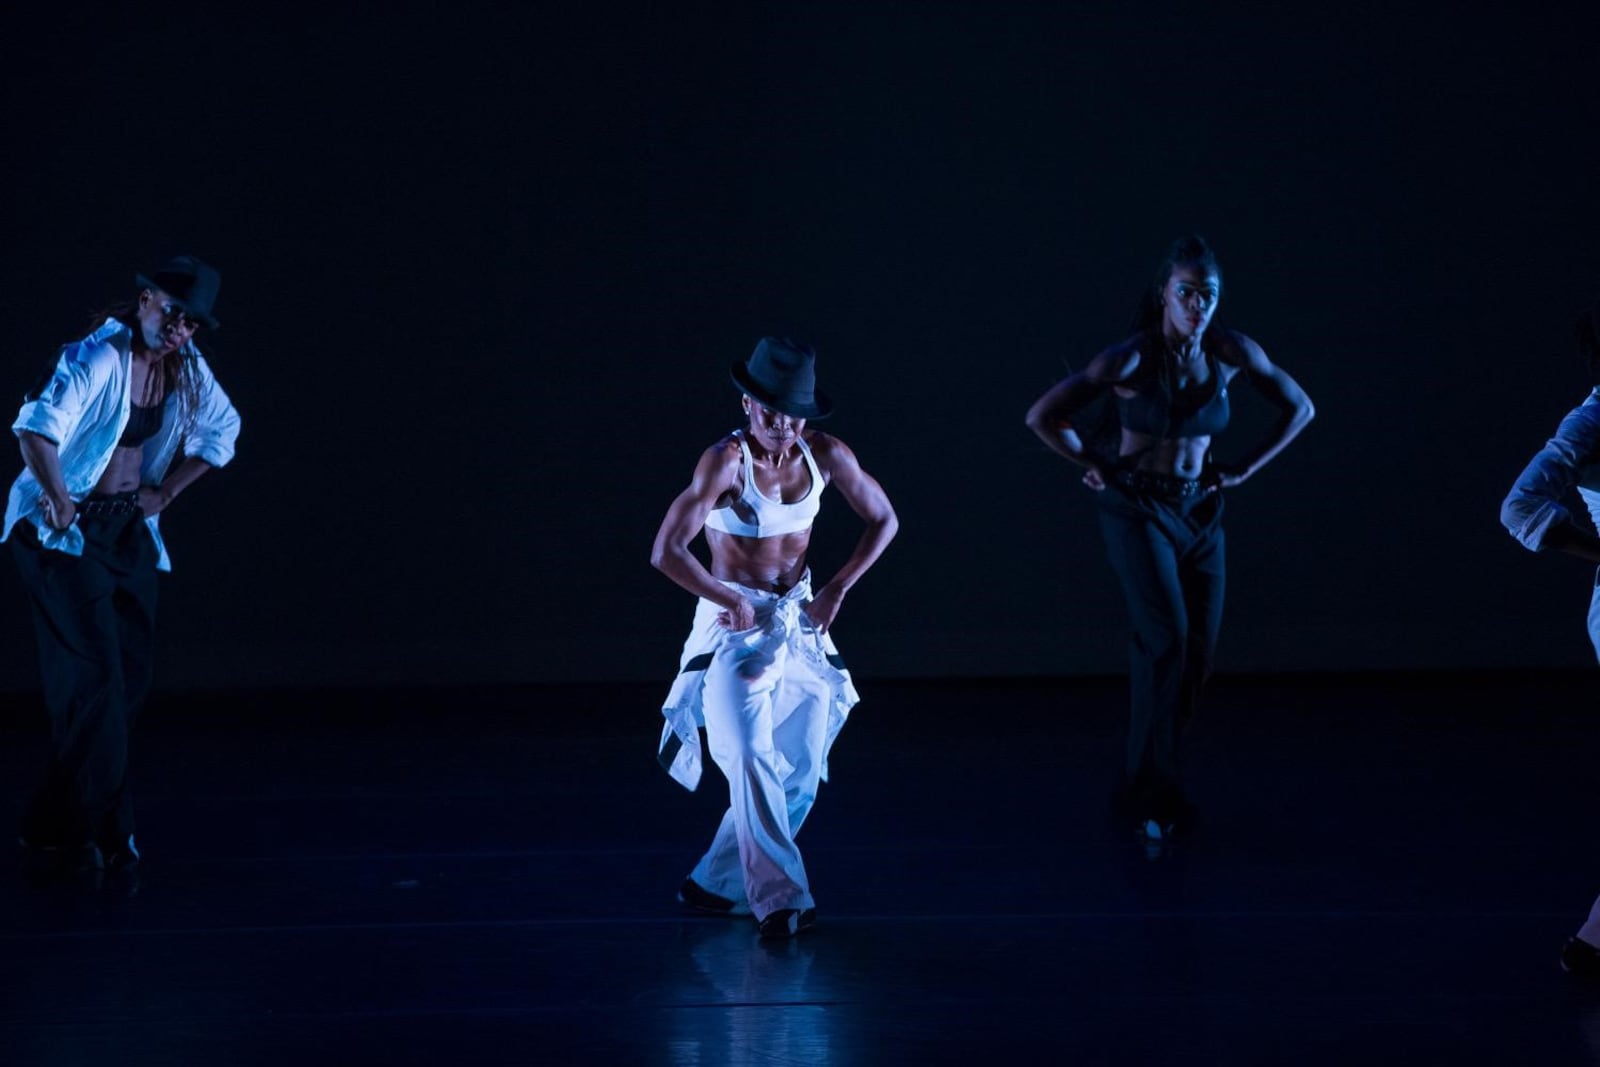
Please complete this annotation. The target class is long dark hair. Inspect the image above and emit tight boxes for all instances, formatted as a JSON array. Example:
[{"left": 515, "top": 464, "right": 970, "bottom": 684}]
[
  {"left": 1131, "top": 233, "right": 1224, "bottom": 336},
  {"left": 1080, "top": 235, "right": 1225, "bottom": 454},
  {"left": 84, "top": 298, "right": 207, "bottom": 433},
  {"left": 1063, "top": 236, "right": 1232, "bottom": 469}
]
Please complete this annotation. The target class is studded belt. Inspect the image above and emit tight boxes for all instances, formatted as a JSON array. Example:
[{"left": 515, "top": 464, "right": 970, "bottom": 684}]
[
  {"left": 1113, "top": 469, "right": 1204, "bottom": 499},
  {"left": 75, "top": 491, "right": 143, "bottom": 519}
]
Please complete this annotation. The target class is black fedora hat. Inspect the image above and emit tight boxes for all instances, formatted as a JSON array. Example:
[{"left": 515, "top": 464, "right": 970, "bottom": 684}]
[
  {"left": 730, "top": 337, "right": 833, "bottom": 420},
  {"left": 135, "top": 254, "right": 222, "bottom": 330}
]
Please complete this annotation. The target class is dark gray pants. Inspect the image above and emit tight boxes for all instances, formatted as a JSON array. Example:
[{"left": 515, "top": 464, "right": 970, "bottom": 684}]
[
  {"left": 10, "top": 507, "right": 159, "bottom": 851},
  {"left": 1098, "top": 485, "right": 1225, "bottom": 816}
]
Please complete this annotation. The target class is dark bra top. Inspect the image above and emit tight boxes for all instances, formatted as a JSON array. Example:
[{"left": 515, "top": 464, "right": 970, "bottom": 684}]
[
  {"left": 119, "top": 401, "right": 165, "bottom": 448},
  {"left": 1116, "top": 342, "right": 1230, "bottom": 439}
]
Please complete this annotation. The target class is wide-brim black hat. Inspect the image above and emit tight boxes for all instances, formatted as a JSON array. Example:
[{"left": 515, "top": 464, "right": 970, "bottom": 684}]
[
  {"left": 730, "top": 336, "right": 833, "bottom": 419},
  {"left": 136, "top": 254, "right": 222, "bottom": 330}
]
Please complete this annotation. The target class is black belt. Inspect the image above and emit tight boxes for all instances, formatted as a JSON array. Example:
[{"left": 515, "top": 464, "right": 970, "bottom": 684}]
[
  {"left": 76, "top": 492, "right": 143, "bottom": 519},
  {"left": 1114, "top": 470, "right": 1204, "bottom": 499}
]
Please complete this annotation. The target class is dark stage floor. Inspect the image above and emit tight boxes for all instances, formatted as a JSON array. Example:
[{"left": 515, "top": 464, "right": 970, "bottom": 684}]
[{"left": 1, "top": 672, "right": 1597, "bottom": 1065}]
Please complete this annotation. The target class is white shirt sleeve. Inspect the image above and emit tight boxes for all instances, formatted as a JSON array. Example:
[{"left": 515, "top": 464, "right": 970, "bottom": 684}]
[{"left": 1501, "top": 393, "right": 1600, "bottom": 552}]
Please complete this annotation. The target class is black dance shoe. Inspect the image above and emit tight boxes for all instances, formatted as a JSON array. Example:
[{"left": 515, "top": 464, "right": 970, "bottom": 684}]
[
  {"left": 1139, "top": 795, "right": 1199, "bottom": 843},
  {"left": 677, "top": 877, "right": 738, "bottom": 915},
  {"left": 1560, "top": 937, "right": 1600, "bottom": 979},
  {"left": 101, "top": 835, "right": 141, "bottom": 874},
  {"left": 18, "top": 836, "right": 103, "bottom": 875},
  {"left": 758, "top": 908, "right": 817, "bottom": 940},
  {"left": 18, "top": 836, "right": 104, "bottom": 889}
]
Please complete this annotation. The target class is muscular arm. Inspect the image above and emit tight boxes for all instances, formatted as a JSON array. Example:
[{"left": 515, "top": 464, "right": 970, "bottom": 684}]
[
  {"left": 18, "top": 430, "right": 75, "bottom": 528},
  {"left": 1214, "top": 331, "right": 1315, "bottom": 486},
  {"left": 650, "top": 443, "right": 753, "bottom": 625},
  {"left": 139, "top": 456, "right": 214, "bottom": 517},
  {"left": 1023, "top": 343, "right": 1136, "bottom": 485},
  {"left": 805, "top": 434, "right": 898, "bottom": 631}
]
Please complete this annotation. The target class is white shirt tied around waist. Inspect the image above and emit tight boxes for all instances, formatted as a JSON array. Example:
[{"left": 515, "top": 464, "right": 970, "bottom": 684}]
[
  {"left": 658, "top": 571, "right": 859, "bottom": 791},
  {"left": 2, "top": 318, "right": 241, "bottom": 571}
]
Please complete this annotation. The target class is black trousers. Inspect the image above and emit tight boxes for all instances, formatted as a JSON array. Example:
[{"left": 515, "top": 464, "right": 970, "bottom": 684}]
[
  {"left": 1097, "top": 484, "right": 1225, "bottom": 814},
  {"left": 10, "top": 505, "right": 159, "bottom": 851}
]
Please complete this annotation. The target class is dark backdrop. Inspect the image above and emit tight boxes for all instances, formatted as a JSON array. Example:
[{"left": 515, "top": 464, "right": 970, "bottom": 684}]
[{"left": 3, "top": 4, "right": 1597, "bottom": 690}]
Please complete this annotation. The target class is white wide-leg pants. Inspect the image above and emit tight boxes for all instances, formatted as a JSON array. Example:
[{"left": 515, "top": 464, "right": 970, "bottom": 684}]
[{"left": 687, "top": 585, "right": 832, "bottom": 920}]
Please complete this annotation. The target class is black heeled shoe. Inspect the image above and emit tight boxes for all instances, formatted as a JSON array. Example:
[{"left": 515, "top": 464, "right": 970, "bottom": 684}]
[{"left": 758, "top": 908, "right": 816, "bottom": 940}]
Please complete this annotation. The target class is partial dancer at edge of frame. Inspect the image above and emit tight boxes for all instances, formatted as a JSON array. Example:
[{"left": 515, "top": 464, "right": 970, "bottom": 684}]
[{"left": 1500, "top": 295, "right": 1600, "bottom": 980}]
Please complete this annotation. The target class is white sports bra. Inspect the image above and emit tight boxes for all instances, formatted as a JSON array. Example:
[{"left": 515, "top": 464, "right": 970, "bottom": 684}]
[{"left": 703, "top": 431, "right": 824, "bottom": 538}]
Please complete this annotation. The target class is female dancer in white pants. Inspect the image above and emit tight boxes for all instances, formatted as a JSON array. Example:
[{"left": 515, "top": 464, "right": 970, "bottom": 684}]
[{"left": 651, "top": 337, "right": 896, "bottom": 939}]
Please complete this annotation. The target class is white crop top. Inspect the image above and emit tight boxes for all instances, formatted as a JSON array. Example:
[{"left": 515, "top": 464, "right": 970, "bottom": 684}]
[{"left": 703, "top": 431, "right": 824, "bottom": 538}]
